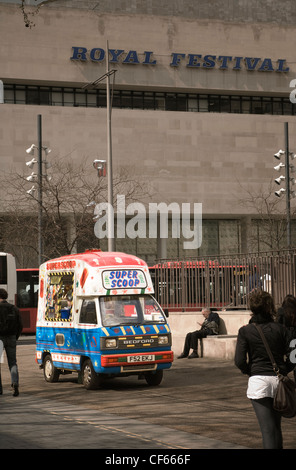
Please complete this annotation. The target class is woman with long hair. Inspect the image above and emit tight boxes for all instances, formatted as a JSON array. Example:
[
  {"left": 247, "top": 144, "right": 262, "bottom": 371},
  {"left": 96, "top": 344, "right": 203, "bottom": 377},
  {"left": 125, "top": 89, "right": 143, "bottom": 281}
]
[{"left": 235, "top": 290, "right": 294, "bottom": 449}]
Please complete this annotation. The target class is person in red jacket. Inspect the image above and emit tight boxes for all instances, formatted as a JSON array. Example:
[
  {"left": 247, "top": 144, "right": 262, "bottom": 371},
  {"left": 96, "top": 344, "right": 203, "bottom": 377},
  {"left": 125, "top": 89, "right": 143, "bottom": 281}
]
[
  {"left": 0, "top": 288, "right": 23, "bottom": 397},
  {"left": 235, "top": 290, "right": 294, "bottom": 449}
]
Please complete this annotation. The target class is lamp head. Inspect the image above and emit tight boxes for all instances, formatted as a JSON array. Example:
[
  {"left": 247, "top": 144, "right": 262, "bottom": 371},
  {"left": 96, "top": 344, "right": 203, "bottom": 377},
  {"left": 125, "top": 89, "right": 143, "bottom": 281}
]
[
  {"left": 26, "top": 172, "right": 37, "bottom": 182},
  {"left": 274, "top": 149, "right": 285, "bottom": 159},
  {"left": 26, "top": 158, "right": 37, "bottom": 169},
  {"left": 275, "top": 188, "right": 286, "bottom": 197},
  {"left": 274, "top": 176, "right": 285, "bottom": 185},
  {"left": 44, "top": 147, "right": 51, "bottom": 156},
  {"left": 26, "top": 186, "right": 36, "bottom": 196},
  {"left": 274, "top": 163, "right": 285, "bottom": 171},
  {"left": 26, "top": 144, "right": 37, "bottom": 155}
]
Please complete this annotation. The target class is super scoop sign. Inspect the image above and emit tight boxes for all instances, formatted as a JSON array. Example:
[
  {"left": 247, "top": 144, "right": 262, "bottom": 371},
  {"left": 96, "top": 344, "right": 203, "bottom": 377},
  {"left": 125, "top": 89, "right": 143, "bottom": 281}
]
[{"left": 102, "top": 269, "right": 147, "bottom": 289}]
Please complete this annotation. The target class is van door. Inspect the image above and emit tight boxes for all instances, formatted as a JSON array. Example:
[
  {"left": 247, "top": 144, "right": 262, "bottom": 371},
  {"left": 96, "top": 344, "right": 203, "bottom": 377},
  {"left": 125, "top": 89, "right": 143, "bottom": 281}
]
[{"left": 73, "top": 299, "right": 100, "bottom": 363}]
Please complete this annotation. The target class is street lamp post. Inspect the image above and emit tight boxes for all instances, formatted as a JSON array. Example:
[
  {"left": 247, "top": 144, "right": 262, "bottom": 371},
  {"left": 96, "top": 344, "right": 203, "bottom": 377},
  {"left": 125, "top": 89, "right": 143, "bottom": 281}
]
[
  {"left": 83, "top": 41, "right": 116, "bottom": 252},
  {"left": 274, "top": 122, "right": 296, "bottom": 248},
  {"left": 106, "top": 40, "right": 114, "bottom": 252},
  {"left": 26, "top": 114, "right": 51, "bottom": 267},
  {"left": 37, "top": 114, "right": 43, "bottom": 266}
]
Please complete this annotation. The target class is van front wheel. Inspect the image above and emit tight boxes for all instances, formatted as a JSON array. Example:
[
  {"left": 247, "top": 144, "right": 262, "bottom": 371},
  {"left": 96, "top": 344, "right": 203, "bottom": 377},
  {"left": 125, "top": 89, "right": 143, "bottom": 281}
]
[
  {"left": 82, "top": 359, "right": 101, "bottom": 390},
  {"left": 145, "top": 370, "right": 163, "bottom": 386},
  {"left": 43, "top": 354, "right": 60, "bottom": 383}
]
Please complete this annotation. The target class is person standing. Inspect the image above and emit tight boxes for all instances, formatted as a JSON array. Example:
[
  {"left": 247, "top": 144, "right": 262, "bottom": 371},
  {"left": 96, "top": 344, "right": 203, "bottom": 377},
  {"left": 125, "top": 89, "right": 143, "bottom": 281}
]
[
  {"left": 177, "top": 307, "right": 220, "bottom": 359},
  {"left": 0, "top": 288, "right": 23, "bottom": 396},
  {"left": 235, "top": 290, "right": 294, "bottom": 449}
]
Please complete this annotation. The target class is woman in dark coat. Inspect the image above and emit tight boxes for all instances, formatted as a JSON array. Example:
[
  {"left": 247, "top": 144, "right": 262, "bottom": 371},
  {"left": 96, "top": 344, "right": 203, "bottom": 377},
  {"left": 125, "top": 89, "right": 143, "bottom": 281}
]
[{"left": 235, "top": 290, "right": 294, "bottom": 449}]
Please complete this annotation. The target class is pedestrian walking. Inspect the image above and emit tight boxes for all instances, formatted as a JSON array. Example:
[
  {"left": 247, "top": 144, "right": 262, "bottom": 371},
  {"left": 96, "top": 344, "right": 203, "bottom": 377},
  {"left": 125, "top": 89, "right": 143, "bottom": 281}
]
[
  {"left": 235, "top": 290, "right": 294, "bottom": 449},
  {"left": 0, "top": 288, "right": 23, "bottom": 396}
]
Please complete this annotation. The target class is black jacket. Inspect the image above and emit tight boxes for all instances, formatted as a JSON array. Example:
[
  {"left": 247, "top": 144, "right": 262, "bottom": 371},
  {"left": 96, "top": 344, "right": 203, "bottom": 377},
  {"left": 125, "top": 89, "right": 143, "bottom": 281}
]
[
  {"left": 0, "top": 300, "right": 23, "bottom": 339},
  {"left": 235, "top": 317, "right": 294, "bottom": 377}
]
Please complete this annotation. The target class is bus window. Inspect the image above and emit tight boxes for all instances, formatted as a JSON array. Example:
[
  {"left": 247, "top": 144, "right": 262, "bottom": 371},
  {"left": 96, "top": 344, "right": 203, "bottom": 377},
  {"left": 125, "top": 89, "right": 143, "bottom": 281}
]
[
  {"left": 17, "top": 269, "right": 39, "bottom": 308},
  {"left": 0, "top": 255, "right": 7, "bottom": 284},
  {"left": 16, "top": 268, "right": 39, "bottom": 333},
  {"left": 0, "top": 252, "right": 17, "bottom": 305}
]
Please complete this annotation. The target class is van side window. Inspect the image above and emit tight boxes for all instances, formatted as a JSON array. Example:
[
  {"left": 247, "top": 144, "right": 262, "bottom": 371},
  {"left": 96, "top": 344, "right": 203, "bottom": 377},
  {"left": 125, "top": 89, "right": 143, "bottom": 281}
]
[{"left": 79, "top": 300, "right": 97, "bottom": 324}]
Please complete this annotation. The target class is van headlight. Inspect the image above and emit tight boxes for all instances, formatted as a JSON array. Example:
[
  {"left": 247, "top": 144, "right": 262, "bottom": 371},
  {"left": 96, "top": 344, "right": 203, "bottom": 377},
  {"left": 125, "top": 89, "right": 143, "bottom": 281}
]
[
  {"left": 158, "top": 335, "right": 169, "bottom": 345},
  {"left": 105, "top": 338, "right": 117, "bottom": 348}
]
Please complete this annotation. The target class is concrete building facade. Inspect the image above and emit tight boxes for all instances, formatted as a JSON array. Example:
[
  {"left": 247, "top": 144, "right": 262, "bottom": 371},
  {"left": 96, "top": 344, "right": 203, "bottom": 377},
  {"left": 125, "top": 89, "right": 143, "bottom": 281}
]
[{"left": 1, "top": 0, "right": 296, "bottom": 266}]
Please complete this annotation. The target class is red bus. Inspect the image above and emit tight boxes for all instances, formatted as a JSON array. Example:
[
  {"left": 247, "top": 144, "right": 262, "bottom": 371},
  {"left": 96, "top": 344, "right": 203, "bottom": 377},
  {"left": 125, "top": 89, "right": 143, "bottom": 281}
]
[{"left": 16, "top": 269, "right": 39, "bottom": 334}]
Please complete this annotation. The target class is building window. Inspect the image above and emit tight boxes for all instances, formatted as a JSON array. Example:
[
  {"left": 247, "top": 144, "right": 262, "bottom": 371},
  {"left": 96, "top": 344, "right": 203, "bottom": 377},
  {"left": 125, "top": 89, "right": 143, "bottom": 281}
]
[
  {"left": 4, "top": 83, "right": 296, "bottom": 116},
  {"left": 26, "top": 87, "right": 51, "bottom": 105}
]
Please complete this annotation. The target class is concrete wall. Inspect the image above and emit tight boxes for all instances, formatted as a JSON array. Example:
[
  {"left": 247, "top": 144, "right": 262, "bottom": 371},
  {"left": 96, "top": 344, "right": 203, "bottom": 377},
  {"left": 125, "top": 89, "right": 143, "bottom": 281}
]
[
  {"left": 46, "top": 0, "right": 296, "bottom": 26},
  {"left": 1, "top": 4, "right": 295, "bottom": 93},
  {"left": 0, "top": 104, "right": 293, "bottom": 219}
]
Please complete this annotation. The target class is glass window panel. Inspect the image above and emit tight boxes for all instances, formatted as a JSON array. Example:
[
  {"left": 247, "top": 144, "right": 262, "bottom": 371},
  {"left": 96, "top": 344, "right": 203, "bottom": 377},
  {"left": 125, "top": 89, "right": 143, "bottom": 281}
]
[
  {"left": 208, "top": 95, "right": 220, "bottom": 112},
  {"left": 165, "top": 93, "right": 177, "bottom": 111},
  {"left": 98, "top": 90, "right": 107, "bottom": 107},
  {"left": 272, "top": 98, "right": 282, "bottom": 115},
  {"left": 262, "top": 98, "right": 272, "bottom": 114},
  {"left": 52, "top": 90, "right": 63, "bottom": 106},
  {"left": 251, "top": 97, "right": 262, "bottom": 114},
  {"left": 188, "top": 96, "right": 198, "bottom": 112},
  {"left": 120, "top": 91, "right": 132, "bottom": 108},
  {"left": 198, "top": 96, "right": 208, "bottom": 112},
  {"left": 155, "top": 93, "right": 165, "bottom": 110},
  {"left": 241, "top": 97, "right": 250, "bottom": 114},
  {"left": 86, "top": 90, "right": 97, "bottom": 107},
  {"left": 143, "top": 92, "right": 155, "bottom": 109},
  {"left": 132, "top": 91, "right": 144, "bottom": 109},
  {"left": 74, "top": 90, "right": 86, "bottom": 106},
  {"left": 283, "top": 98, "right": 293, "bottom": 115},
  {"left": 220, "top": 96, "right": 231, "bottom": 113},
  {"left": 4, "top": 87, "right": 15, "bottom": 104},
  {"left": 63, "top": 88, "right": 74, "bottom": 106},
  {"left": 230, "top": 96, "right": 241, "bottom": 113}
]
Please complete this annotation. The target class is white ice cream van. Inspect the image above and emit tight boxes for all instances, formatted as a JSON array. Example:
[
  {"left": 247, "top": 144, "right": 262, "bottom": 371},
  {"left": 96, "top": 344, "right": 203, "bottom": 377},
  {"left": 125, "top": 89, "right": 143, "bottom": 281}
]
[{"left": 36, "top": 250, "right": 173, "bottom": 389}]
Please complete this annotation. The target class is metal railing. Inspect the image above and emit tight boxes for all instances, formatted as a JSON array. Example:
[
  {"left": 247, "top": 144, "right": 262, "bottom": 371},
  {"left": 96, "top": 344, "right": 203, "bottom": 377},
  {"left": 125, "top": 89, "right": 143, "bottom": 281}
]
[{"left": 151, "top": 249, "right": 296, "bottom": 310}]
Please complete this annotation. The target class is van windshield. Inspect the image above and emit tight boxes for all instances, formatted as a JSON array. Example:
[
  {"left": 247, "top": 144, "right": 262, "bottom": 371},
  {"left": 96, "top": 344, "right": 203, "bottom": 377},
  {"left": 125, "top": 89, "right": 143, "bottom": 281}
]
[{"left": 99, "top": 294, "right": 166, "bottom": 327}]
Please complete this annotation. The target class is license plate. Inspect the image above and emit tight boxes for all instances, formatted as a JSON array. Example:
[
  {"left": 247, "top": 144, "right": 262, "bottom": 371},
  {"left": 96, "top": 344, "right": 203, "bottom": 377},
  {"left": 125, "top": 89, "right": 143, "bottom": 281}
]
[{"left": 127, "top": 355, "right": 154, "bottom": 363}]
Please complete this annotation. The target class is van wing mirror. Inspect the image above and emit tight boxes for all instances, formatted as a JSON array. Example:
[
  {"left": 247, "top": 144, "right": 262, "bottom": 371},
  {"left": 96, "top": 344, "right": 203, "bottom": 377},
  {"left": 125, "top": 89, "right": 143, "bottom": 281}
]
[{"left": 163, "top": 308, "right": 169, "bottom": 318}]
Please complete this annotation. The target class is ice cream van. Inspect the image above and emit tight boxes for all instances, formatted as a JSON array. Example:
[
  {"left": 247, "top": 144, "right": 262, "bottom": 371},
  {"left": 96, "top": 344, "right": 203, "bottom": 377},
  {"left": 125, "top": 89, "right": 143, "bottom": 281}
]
[{"left": 36, "top": 250, "right": 173, "bottom": 389}]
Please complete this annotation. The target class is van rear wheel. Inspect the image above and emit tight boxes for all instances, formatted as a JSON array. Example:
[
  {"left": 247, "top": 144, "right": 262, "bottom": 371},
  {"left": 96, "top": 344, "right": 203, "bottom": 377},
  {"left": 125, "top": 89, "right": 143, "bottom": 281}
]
[
  {"left": 82, "top": 359, "right": 101, "bottom": 390},
  {"left": 43, "top": 354, "right": 60, "bottom": 383}
]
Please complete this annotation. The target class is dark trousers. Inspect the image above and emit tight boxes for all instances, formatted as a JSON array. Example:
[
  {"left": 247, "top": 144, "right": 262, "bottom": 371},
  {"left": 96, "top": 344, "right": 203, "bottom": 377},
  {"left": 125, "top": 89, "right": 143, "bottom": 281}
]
[
  {"left": 251, "top": 397, "right": 283, "bottom": 449},
  {"left": 0, "top": 335, "right": 19, "bottom": 388},
  {"left": 182, "top": 329, "right": 209, "bottom": 355}
]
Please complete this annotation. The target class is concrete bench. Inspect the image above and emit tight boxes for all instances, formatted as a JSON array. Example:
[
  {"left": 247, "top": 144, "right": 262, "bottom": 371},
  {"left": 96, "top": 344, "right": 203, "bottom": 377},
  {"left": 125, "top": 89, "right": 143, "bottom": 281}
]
[
  {"left": 200, "top": 335, "right": 237, "bottom": 360},
  {"left": 171, "top": 332, "right": 238, "bottom": 360},
  {"left": 169, "top": 310, "right": 250, "bottom": 360}
]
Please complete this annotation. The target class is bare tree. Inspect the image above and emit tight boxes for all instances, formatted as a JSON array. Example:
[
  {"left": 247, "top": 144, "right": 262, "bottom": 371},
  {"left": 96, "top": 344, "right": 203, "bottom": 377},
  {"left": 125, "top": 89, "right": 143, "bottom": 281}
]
[
  {"left": 20, "top": 0, "right": 60, "bottom": 28},
  {"left": 238, "top": 180, "right": 294, "bottom": 252},
  {"left": 0, "top": 156, "right": 152, "bottom": 267}
]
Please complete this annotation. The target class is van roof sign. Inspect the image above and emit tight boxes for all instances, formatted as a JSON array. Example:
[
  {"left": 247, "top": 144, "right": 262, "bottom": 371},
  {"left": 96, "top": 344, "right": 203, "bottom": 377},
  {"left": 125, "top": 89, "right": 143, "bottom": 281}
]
[
  {"left": 40, "top": 250, "right": 154, "bottom": 297},
  {"left": 102, "top": 269, "right": 147, "bottom": 290}
]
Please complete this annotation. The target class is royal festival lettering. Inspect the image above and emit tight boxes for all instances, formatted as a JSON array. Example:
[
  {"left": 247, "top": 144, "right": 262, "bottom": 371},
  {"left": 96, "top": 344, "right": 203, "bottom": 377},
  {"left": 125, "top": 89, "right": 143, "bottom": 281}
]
[
  {"left": 70, "top": 47, "right": 289, "bottom": 72},
  {"left": 102, "top": 269, "right": 147, "bottom": 290}
]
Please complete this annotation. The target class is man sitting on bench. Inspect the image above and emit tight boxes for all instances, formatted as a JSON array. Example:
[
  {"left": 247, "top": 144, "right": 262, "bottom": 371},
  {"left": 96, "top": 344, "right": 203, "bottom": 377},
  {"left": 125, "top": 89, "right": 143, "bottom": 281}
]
[{"left": 177, "top": 308, "right": 220, "bottom": 359}]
